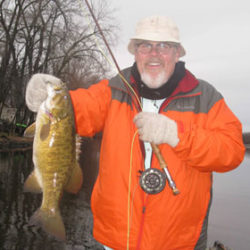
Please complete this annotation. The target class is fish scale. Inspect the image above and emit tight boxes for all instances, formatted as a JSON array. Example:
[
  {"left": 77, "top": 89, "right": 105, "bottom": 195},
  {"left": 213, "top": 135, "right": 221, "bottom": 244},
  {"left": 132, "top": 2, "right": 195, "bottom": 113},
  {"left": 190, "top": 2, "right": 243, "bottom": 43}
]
[{"left": 24, "top": 78, "right": 83, "bottom": 241}]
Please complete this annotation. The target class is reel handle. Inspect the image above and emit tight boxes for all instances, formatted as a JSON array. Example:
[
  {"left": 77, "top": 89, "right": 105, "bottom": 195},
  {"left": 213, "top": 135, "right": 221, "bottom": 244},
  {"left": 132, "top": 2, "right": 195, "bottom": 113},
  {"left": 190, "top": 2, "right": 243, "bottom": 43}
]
[{"left": 151, "top": 143, "right": 180, "bottom": 195}]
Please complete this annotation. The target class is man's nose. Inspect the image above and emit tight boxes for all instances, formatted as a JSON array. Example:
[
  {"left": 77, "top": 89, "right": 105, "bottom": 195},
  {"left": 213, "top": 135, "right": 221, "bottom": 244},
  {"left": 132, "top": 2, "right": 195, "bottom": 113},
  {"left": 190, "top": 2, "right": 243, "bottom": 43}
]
[{"left": 149, "top": 45, "right": 160, "bottom": 55}]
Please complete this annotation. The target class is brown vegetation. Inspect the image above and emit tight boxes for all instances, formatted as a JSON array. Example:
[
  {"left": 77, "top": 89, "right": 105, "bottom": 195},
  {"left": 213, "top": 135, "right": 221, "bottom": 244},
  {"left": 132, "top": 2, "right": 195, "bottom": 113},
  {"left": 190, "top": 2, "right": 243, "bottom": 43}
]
[{"left": 0, "top": 0, "right": 118, "bottom": 134}]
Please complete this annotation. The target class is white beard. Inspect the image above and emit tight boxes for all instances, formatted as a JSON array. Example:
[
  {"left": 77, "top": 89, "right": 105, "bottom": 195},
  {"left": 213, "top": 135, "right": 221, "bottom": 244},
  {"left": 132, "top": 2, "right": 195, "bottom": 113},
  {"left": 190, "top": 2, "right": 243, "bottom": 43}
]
[{"left": 141, "top": 71, "right": 169, "bottom": 89}]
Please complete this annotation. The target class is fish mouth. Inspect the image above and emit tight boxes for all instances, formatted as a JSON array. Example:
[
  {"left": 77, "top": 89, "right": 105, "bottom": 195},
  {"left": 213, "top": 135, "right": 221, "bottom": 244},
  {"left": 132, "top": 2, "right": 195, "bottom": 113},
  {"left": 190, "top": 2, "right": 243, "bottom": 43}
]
[
  {"left": 46, "top": 82, "right": 67, "bottom": 99},
  {"left": 53, "top": 84, "right": 64, "bottom": 91},
  {"left": 46, "top": 80, "right": 66, "bottom": 91}
]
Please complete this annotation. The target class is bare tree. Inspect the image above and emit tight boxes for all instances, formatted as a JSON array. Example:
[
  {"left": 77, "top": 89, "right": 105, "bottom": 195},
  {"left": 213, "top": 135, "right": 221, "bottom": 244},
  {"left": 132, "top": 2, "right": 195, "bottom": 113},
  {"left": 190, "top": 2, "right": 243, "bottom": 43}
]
[{"left": 0, "top": 0, "right": 118, "bottom": 133}]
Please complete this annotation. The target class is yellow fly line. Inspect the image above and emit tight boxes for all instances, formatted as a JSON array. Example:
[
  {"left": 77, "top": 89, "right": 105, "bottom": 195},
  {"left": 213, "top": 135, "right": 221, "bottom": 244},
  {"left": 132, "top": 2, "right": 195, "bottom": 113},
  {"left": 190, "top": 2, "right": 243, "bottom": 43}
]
[
  {"left": 77, "top": 1, "right": 141, "bottom": 249},
  {"left": 77, "top": 0, "right": 142, "bottom": 110}
]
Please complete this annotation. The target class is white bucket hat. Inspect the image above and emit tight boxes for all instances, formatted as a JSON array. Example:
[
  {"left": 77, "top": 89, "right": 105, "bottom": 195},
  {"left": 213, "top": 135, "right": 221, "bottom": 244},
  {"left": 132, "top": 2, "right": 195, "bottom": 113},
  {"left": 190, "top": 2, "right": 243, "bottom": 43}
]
[{"left": 128, "top": 15, "right": 185, "bottom": 57}]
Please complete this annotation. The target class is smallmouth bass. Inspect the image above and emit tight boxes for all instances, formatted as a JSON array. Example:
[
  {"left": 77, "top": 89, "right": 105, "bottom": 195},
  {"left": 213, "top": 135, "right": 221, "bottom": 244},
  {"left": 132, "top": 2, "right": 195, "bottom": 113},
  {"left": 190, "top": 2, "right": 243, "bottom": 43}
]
[{"left": 24, "top": 75, "right": 83, "bottom": 241}]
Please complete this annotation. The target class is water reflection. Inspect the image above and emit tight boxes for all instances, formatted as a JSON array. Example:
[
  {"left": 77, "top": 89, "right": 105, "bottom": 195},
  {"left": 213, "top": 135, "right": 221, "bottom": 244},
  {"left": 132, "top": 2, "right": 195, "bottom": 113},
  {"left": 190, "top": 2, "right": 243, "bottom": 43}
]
[
  {"left": 208, "top": 154, "right": 250, "bottom": 250},
  {"left": 0, "top": 137, "right": 104, "bottom": 250}
]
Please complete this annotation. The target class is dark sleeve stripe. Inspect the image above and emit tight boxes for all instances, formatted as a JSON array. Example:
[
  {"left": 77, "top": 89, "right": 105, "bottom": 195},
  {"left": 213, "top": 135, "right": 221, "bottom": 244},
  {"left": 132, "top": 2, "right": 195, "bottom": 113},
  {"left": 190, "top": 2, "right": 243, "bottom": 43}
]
[{"left": 164, "top": 80, "right": 223, "bottom": 114}]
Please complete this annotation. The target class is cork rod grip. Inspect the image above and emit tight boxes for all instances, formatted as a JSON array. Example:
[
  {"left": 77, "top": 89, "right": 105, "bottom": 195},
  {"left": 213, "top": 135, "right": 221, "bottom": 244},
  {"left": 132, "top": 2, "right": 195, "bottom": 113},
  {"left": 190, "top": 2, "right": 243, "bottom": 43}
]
[{"left": 151, "top": 143, "right": 180, "bottom": 195}]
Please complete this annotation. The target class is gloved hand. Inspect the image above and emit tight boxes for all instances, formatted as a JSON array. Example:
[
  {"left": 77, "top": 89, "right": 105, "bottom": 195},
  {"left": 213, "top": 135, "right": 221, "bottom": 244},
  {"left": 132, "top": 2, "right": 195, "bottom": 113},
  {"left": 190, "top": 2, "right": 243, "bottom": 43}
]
[
  {"left": 26, "top": 73, "right": 62, "bottom": 112},
  {"left": 133, "top": 112, "right": 179, "bottom": 147}
]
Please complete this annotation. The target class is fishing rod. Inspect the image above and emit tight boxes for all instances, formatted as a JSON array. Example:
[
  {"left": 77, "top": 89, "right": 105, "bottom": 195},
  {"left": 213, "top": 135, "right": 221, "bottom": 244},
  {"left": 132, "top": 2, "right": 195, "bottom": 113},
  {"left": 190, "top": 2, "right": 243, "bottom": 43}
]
[{"left": 83, "top": 0, "right": 179, "bottom": 195}]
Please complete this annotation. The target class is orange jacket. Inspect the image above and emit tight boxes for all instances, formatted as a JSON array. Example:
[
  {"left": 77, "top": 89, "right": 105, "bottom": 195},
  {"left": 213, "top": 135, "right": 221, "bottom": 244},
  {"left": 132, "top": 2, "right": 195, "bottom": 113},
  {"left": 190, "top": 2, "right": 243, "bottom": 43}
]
[{"left": 70, "top": 66, "right": 245, "bottom": 250}]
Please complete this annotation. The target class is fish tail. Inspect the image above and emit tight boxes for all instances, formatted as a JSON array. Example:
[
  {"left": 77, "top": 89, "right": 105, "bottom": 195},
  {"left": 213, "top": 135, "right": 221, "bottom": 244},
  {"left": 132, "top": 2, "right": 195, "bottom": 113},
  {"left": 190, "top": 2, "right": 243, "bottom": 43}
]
[{"left": 30, "top": 208, "right": 66, "bottom": 241}]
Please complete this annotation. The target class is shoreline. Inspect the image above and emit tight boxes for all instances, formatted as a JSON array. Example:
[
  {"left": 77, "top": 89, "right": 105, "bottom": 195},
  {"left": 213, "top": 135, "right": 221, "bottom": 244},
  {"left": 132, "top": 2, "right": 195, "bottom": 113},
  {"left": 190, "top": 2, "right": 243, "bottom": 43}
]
[{"left": 0, "top": 134, "right": 33, "bottom": 152}]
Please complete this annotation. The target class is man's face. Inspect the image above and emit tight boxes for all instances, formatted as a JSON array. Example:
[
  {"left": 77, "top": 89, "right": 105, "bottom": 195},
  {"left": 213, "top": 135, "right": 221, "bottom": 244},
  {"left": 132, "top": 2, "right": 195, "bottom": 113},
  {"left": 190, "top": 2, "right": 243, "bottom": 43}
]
[{"left": 134, "top": 41, "right": 181, "bottom": 88}]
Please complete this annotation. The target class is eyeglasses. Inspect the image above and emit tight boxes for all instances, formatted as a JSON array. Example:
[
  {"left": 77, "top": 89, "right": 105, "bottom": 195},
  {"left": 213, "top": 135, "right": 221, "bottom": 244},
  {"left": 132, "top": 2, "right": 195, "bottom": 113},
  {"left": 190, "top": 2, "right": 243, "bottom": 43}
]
[{"left": 136, "top": 42, "right": 177, "bottom": 55}]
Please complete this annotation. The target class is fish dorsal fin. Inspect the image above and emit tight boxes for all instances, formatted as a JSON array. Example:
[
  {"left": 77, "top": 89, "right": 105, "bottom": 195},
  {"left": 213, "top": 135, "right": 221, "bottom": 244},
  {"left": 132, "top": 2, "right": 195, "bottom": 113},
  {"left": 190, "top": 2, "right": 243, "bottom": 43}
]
[
  {"left": 23, "top": 122, "right": 36, "bottom": 138},
  {"left": 64, "top": 162, "right": 83, "bottom": 194},
  {"left": 40, "top": 121, "right": 51, "bottom": 141},
  {"left": 23, "top": 171, "right": 42, "bottom": 193}
]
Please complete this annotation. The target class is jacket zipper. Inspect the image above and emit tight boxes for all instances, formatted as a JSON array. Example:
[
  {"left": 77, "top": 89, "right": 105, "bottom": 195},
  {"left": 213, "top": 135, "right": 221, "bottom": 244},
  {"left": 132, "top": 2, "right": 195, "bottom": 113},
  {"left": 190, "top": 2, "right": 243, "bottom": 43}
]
[
  {"left": 135, "top": 91, "right": 202, "bottom": 249},
  {"left": 136, "top": 194, "right": 148, "bottom": 250}
]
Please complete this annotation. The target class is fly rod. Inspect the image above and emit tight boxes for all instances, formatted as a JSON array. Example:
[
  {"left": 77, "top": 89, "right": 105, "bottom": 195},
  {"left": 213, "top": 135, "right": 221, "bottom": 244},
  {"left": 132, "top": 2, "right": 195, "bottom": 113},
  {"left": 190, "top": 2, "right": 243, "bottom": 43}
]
[{"left": 84, "top": 0, "right": 179, "bottom": 195}]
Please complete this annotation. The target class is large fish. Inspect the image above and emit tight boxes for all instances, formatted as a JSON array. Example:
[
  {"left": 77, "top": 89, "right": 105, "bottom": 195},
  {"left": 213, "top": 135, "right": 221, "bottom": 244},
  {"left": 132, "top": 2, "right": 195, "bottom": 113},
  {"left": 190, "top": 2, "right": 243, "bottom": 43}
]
[{"left": 24, "top": 74, "right": 83, "bottom": 241}]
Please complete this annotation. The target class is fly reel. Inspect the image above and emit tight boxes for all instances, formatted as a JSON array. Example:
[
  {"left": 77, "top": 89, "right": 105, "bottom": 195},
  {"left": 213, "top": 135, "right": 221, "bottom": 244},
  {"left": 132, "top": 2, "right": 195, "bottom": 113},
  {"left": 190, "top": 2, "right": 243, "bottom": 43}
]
[{"left": 139, "top": 168, "right": 166, "bottom": 194}]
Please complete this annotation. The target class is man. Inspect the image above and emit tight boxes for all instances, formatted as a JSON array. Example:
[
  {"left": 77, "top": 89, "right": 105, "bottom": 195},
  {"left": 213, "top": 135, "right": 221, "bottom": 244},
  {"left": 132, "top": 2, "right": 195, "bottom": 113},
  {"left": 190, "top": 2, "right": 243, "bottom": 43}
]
[{"left": 27, "top": 16, "right": 245, "bottom": 250}]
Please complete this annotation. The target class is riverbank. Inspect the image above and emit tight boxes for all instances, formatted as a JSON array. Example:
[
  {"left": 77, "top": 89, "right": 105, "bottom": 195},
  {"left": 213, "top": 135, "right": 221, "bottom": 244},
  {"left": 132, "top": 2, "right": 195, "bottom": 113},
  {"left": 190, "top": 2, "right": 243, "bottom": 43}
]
[{"left": 0, "top": 134, "right": 33, "bottom": 152}]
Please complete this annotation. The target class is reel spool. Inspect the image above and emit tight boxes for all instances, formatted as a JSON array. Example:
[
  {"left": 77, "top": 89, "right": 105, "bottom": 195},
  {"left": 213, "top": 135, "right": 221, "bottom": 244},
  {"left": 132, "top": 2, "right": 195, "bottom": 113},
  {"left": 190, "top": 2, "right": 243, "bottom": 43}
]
[{"left": 139, "top": 168, "right": 166, "bottom": 194}]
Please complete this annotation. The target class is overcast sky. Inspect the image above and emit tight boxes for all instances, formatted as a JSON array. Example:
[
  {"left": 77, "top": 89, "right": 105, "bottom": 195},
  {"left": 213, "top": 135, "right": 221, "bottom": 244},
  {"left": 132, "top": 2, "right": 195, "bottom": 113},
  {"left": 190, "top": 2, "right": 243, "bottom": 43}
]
[{"left": 108, "top": 0, "right": 250, "bottom": 132}]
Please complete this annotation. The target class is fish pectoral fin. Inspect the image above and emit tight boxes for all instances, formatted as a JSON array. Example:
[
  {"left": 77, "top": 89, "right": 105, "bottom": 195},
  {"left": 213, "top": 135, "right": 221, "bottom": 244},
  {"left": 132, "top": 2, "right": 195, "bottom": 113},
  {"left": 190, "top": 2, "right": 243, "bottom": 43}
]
[
  {"left": 29, "top": 208, "right": 66, "bottom": 241},
  {"left": 23, "top": 122, "right": 36, "bottom": 138},
  {"left": 40, "top": 121, "right": 51, "bottom": 141},
  {"left": 24, "top": 171, "right": 42, "bottom": 193},
  {"left": 64, "top": 162, "right": 83, "bottom": 194}
]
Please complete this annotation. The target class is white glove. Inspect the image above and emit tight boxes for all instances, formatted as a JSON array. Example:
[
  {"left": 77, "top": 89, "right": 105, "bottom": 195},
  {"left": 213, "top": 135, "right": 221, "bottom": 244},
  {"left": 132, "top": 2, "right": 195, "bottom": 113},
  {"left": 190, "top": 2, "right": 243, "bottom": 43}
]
[
  {"left": 133, "top": 112, "right": 179, "bottom": 147},
  {"left": 26, "top": 73, "right": 61, "bottom": 112}
]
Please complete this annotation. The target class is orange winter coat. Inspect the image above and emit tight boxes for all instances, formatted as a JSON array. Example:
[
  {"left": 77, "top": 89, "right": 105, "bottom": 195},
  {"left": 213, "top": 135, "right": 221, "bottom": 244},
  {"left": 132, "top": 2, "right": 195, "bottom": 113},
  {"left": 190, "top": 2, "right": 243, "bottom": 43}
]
[{"left": 69, "top": 66, "right": 245, "bottom": 250}]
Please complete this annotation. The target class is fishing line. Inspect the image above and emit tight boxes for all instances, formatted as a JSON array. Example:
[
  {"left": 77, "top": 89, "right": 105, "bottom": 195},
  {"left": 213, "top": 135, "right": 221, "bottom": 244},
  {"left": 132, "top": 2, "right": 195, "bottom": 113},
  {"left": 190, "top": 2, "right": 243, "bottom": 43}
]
[
  {"left": 77, "top": 1, "right": 180, "bottom": 249},
  {"left": 77, "top": 1, "right": 141, "bottom": 249},
  {"left": 127, "top": 130, "right": 139, "bottom": 250},
  {"left": 79, "top": 0, "right": 180, "bottom": 198},
  {"left": 77, "top": 0, "right": 142, "bottom": 110}
]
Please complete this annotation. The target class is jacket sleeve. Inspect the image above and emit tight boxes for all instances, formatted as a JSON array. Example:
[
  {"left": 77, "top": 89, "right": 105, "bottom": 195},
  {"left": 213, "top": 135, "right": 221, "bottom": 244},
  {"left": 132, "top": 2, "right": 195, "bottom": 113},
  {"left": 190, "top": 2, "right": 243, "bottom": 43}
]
[
  {"left": 69, "top": 79, "right": 111, "bottom": 137},
  {"left": 174, "top": 95, "right": 245, "bottom": 173}
]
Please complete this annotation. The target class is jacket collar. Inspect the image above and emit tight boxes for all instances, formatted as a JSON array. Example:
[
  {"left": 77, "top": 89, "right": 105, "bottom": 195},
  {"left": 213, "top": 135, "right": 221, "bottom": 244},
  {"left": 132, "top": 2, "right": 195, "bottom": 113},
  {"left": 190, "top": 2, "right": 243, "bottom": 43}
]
[{"left": 171, "top": 69, "right": 199, "bottom": 97}]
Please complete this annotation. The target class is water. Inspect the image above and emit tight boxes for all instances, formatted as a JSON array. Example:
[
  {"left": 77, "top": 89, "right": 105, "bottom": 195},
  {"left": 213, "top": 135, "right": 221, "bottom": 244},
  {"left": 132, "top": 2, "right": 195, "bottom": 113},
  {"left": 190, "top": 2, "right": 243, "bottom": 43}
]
[
  {"left": 208, "top": 154, "right": 250, "bottom": 249},
  {"left": 0, "top": 136, "right": 103, "bottom": 250},
  {"left": 0, "top": 147, "right": 249, "bottom": 249}
]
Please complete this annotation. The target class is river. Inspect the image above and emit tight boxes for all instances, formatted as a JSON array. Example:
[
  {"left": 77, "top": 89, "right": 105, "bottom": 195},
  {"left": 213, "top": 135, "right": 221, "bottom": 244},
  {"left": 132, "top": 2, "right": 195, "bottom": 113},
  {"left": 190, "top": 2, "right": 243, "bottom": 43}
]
[
  {"left": 0, "top": 147, "right": 249, "bottom": 249},
  {"left": 0, "top": 136, "right": 104, "bottom": 250},
  {"left": 208, "top": 154, "right": 250, "bottom": 249}
]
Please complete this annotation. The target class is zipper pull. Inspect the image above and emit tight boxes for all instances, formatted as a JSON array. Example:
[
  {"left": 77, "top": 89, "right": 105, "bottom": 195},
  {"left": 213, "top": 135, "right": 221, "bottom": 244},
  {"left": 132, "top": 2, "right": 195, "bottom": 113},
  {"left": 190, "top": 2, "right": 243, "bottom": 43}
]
[{"left": 142, "top": 206, "right": 146, "bottom": 213}]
